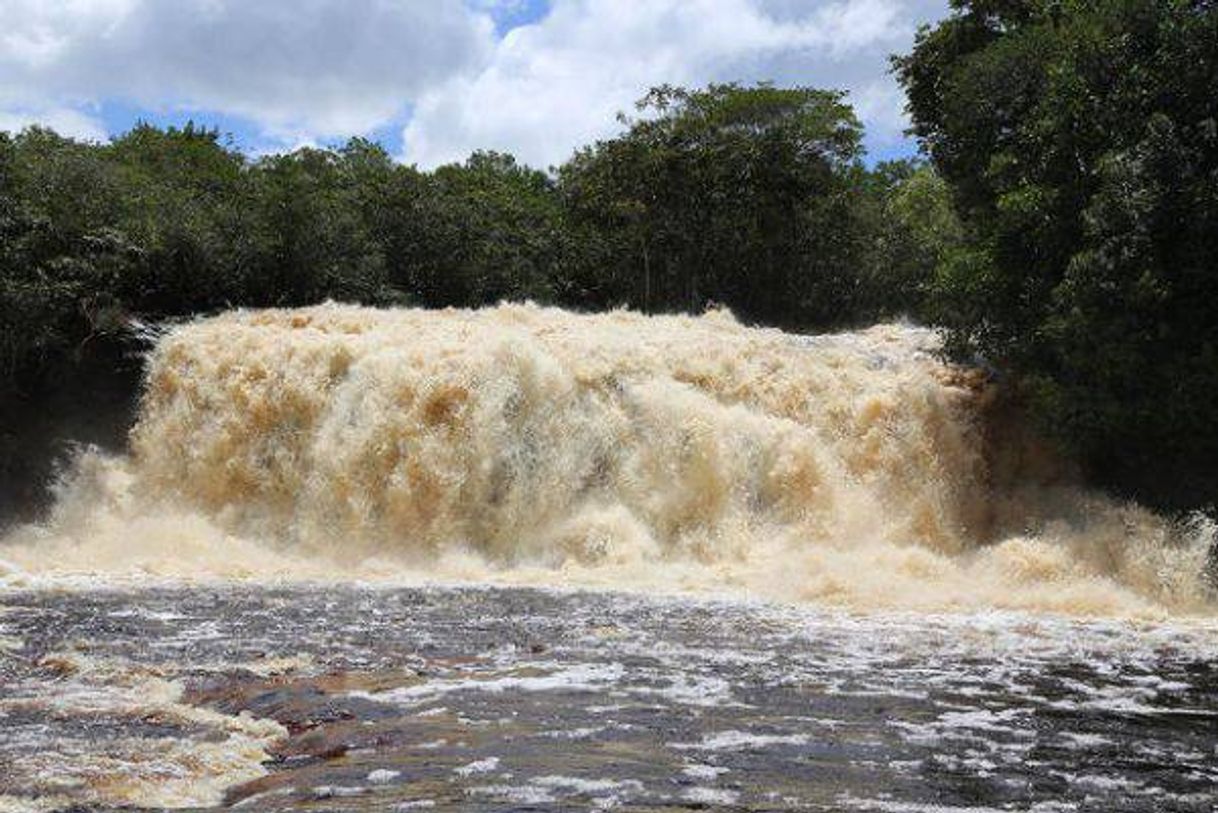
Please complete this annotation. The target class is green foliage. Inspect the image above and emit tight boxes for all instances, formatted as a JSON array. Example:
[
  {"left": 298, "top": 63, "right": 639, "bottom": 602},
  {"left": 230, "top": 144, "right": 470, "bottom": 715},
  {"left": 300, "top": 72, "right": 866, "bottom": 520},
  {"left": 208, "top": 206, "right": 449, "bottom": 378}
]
[
  {"left": 1, "top": 128, "right": 141, "bottom": 380},
  {"left": 897, "top": 0, "right": 1218, "bottom": 507},
  {"left": 109, "top": 123, "right": 248, "bottom": 311},
  {"left": 245, "top": 146, "right": 392, "bottom": 306},
  {"left": 858, "top": 159, "right": 962, "bottom": 321},
  {"left": 559, "top": 83, "right": 873, "bottom": 327},
  {"left": 400, "top": 151, "right": 568, "bottom": 306}
]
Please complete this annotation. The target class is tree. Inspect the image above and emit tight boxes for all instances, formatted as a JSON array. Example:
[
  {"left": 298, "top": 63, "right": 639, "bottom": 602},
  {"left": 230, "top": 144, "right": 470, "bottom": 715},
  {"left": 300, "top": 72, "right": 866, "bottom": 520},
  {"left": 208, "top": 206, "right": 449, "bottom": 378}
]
[
  {"left": 559, "top": 83, "right": 868, "bottom": 327},
  {"left": 0, "top": 128, "right": 139, "bottom": 377},
  {"left": 245, "top": 144, "right": 391, "bottom": 306},
  {"left": 858, "top": 159, "right": 962, "bottom": 321},
  {"left": 393, "top": 151, "right": 566, "bottom": 307},
  {"left": 107, "top": 122, "right": 247, "bottom": 312},
  {"left": 896, "top": 0, "right": 1218, "bottom": 508}
]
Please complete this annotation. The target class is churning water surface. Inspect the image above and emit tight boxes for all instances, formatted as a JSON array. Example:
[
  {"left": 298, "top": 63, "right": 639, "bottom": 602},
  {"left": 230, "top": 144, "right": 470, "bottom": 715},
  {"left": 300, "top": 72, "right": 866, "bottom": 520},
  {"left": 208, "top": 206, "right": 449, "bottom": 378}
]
[{"left": 2, "top": 586, "right": 1216, "bottom": 811}]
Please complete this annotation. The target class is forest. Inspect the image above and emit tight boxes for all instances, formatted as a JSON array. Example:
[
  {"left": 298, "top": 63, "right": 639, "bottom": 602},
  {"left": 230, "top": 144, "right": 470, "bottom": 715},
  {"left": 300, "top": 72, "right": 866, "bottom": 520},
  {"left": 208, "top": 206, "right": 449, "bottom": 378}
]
[{"left": 2, "top": 0, "right": 1215, "bottom": 518}]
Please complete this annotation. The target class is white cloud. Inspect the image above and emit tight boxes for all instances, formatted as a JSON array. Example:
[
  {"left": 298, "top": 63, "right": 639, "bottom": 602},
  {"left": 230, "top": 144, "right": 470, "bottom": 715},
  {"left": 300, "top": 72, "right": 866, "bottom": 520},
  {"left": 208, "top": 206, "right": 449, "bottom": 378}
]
[
  {"left": 0, "top": 105, "right": 107, "bottom": 140},
  {"left": 0, "top": 0, "right": 947, "bottom": 162},
  {"left": 402, "top": 0, "right": 947, "bottom": 168},
  {"left": 0, "top": 0, "right": 497, "bottom": 140}
]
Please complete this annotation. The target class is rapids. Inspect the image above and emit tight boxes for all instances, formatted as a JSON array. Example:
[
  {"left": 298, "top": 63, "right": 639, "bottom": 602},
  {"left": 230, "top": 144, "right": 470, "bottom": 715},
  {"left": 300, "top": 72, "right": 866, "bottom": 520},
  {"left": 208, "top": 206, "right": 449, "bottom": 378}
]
[{"left": 1, "top": 303, "right": 1214, "bottom": 616}]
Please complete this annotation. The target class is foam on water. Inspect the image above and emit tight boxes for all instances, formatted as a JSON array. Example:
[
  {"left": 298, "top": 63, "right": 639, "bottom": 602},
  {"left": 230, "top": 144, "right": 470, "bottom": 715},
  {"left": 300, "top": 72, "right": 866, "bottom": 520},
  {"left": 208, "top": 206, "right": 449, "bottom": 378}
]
[
  {"left": 2, "top": 585, "right": 1216, "bottom": 810},
  {"left": 0, "top": 650, "right": 285, "bottom": 809},
  {"left": 1, "top": 303, "right": 1214, "bottom": 616}
]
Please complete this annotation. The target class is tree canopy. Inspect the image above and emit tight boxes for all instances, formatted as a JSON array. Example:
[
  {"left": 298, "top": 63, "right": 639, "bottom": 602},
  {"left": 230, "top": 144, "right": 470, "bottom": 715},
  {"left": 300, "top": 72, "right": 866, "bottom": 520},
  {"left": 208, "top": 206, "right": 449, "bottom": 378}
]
[
  {"left": 896, "top": 0, "right": 1218, "bottom": 508},
  {"left": 560, "top": 83, "right": 873, "bottom": 327}
]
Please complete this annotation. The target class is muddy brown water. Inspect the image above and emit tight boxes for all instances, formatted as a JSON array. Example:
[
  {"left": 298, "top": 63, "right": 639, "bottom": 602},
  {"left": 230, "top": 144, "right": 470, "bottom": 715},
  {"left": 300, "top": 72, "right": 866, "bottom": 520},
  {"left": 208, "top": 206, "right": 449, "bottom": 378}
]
[{"left": 1, "top": 585, "right": 1216, "bottom": 811}]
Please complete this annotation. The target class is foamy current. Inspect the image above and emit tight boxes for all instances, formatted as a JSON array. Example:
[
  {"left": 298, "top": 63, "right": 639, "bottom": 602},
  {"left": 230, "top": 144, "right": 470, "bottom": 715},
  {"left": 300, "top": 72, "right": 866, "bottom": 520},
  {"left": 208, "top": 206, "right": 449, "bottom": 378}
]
[{"left": 1, "top": 303, "right": 1214, "bottom": 616}]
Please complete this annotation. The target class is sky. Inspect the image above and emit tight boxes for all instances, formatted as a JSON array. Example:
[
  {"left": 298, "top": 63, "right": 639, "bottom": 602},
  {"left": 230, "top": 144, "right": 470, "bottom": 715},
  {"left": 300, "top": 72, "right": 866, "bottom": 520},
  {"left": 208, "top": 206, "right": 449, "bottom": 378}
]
[{"left": 0, "top": 0, "right": 949, "bottom": 169}]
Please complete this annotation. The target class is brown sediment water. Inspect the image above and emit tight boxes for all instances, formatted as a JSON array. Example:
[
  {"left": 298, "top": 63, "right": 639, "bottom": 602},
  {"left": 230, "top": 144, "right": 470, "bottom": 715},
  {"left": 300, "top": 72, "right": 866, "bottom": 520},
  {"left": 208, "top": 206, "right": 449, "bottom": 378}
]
[
  {"left": 1, "top": 306, "right": 1216, "bottom": 811},
  {"left": 1, "top": 586, "right": 1216, "bottom": 812},
  {"left": 0, "top": 302, "right": 1213, "bottom": 616}
]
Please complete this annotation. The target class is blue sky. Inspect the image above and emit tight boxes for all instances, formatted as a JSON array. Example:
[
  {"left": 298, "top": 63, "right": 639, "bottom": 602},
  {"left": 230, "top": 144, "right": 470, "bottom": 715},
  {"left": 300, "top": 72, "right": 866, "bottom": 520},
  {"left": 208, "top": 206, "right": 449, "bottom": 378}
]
[
  {"left": 1, "top": 0, "right": 948, "bottom": 168},
  {"left": 482, "top": 0, "right": 551, "bottom": 34}
]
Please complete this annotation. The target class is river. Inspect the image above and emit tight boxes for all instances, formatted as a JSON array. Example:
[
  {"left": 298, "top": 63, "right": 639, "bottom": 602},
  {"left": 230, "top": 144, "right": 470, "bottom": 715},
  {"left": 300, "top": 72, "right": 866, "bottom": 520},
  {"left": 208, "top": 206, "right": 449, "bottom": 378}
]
[
  {"left": 2, "top": 585, "right": 1216, "bottom": 811},
  {"left": 1, "top": 304, "right": 1214, "bottom": 810}
]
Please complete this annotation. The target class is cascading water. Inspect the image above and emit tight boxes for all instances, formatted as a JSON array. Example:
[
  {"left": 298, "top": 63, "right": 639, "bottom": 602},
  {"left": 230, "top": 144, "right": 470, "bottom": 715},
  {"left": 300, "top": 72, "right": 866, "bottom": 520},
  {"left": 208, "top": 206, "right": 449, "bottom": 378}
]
[{"left": 2, "top": 303, "right": 1212, "bottom": 616}]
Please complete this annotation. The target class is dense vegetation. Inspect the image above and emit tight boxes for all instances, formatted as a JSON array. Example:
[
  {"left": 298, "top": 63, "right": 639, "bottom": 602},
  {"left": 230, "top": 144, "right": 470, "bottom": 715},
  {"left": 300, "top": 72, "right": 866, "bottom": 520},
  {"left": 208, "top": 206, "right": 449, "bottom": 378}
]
[
  {"left": 897, "top": 0, "right": 1218, "bottom": 509},
  {"left": 0, "top": 85, "right": 947, "bottom": 518},
  {"left": 561, "top": 84, "right": 874, "bottom": 326}
]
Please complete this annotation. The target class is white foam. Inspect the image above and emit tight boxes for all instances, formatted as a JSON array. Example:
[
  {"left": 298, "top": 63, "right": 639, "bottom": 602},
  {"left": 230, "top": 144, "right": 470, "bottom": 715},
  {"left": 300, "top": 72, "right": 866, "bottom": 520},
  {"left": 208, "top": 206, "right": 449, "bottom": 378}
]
[
  {"left": 673, "top": 729, "right": 811, "bottom": 751},
  {"left": 455, "top": 757, "right": 500, "bottom": 776},
  {"left": 682, "top": 763, "right": 729, "bottom": 780},
  {"left": 682, "top": 787, "right": 740, "bottom": 805}
]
